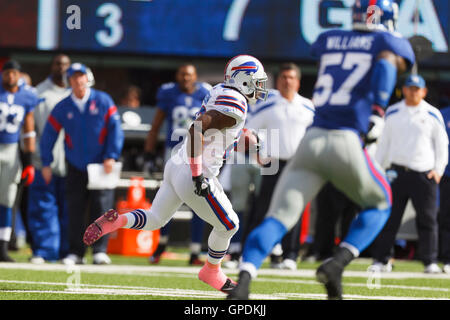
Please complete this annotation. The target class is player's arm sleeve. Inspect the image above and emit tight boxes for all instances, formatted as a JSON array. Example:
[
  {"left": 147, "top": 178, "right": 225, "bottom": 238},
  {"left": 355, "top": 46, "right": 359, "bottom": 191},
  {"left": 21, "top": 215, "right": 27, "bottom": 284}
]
[
  {"left": 371, "top": 35, "right": 416, "bottom": 110},
  {"left": 390, "top": 36, "right": 416, "bottom": 70},
  {"left": 432, "top": 112, "right": 449, "bottom": 176},
  {"left": 26, "top": 93, "right": 42, "bottom": 114},
  {"left": 39, "top": 106, "right": 63, "bottom": 167},
  {"left": 370, "top": 57, "right": 398, "bottom": 109},
  {"left": 103, "top": 96, "right": 124, "bottom": 160}
]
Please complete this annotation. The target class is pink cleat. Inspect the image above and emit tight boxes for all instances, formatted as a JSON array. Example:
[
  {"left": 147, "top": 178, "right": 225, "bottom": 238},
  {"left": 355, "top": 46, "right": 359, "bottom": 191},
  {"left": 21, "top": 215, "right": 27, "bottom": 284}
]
[
  {"left": 83, "top": 209, "right": 121, "bottom": 246},
  {"left": 198, "top": 262, "right": 237, "bottom": 293}
]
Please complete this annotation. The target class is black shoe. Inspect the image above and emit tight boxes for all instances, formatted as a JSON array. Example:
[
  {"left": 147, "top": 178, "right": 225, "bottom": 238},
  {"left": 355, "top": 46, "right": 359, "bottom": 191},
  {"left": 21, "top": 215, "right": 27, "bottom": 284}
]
[
  {"left": 226, "top": 270, "right": 251, "bottom": 300},
  {"left": 270, "top": 254, "right": 283, "bottom": 264},
  {"left": 0, "top": 254, "right": 15, "bottom": 262},
  {"left": 148, "top": 254, "right": 161, "bottom": 264},
  {"left": 148, "top": 243, "right": 167, "bottom": 264},
  {"left": 316, "top": 258, "right": 343, "bottom": 300},
  {"left": 0, "top": 240, "right": 15, "bottom": 262},
  {"left": 189, "top": 253, "right": 203, "bottom": 266},
  {"left": 220, "top": 278, "right": 237, "bottom": 294}
]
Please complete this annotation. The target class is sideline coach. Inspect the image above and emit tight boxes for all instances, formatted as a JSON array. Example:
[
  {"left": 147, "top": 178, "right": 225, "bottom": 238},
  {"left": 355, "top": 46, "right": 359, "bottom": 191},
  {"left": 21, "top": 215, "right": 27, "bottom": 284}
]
[
  {"left": 40, "top": 63, "right": 124, "bottom": 264},
  {"left": 371, "top": 74, "right": 448, "bottom": 273}
]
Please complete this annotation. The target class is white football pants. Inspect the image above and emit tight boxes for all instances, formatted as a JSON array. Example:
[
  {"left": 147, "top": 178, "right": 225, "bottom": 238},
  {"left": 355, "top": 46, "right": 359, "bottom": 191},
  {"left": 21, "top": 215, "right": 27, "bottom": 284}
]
[{"left": 124, "top": 153, "right": 239, "bottom": 264}]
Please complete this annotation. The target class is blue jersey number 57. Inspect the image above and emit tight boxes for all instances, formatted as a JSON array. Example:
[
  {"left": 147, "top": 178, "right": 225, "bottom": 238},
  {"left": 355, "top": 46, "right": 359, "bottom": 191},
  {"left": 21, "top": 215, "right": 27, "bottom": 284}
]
[{"left": 313, "top": 52, "right": 372, "bottom": 107}]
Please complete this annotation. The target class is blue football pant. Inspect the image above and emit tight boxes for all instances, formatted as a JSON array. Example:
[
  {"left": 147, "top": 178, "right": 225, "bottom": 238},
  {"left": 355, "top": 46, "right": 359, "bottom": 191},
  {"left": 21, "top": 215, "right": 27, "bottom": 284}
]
[{"left": 242, "top": 128, "right": 391, "bottom": 270}]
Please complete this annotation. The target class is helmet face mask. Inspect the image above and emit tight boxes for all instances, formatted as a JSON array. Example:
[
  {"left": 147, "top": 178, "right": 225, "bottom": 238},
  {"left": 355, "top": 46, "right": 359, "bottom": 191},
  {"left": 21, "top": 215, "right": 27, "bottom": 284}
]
[
  {"left": 352, "top": 0, "right": 398, "bottom": 33},
  {"left": 224, "top": 55, "right": 268, "bottom": 103},
  {"left": 249, "top": 74, "right": 268, "bottom": 102}
]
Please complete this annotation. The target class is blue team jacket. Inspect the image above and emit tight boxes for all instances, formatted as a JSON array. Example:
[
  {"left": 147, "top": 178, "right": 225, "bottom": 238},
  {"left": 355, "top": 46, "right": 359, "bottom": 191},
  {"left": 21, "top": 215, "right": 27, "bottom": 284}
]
[{"left": 40, "top": 88, "right": 124, "bottom": 171}]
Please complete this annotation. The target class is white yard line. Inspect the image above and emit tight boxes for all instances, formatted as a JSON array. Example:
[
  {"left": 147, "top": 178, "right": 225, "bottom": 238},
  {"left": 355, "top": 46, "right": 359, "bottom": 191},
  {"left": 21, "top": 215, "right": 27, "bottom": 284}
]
[
  {"left": 1, "top": 279, "right": 447, "bottom": 300},
  {"left": 1, "top": 262, "right": 450, "bottom": 279},
  {"left": 1, "top": 263, "right": 449, "bottom": 300},
  {"left": 0, "top": 279, "right": 279, "bottom": 300}
]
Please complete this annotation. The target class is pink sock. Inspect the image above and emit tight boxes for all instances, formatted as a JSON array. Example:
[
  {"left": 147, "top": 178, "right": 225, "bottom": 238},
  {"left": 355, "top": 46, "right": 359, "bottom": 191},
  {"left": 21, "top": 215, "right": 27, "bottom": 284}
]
[
  {"left": 101, "top": 214, "right": 127, "bottom": 234},
  {"left": 198, "top": 262, "right": 229, "bottom": 291}
]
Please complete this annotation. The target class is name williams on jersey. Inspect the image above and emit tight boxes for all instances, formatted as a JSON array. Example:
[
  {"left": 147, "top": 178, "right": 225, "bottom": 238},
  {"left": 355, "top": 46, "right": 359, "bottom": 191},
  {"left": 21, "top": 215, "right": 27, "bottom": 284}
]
[{"left": 326, "top": 35, "right": 374, "bottom": 51}]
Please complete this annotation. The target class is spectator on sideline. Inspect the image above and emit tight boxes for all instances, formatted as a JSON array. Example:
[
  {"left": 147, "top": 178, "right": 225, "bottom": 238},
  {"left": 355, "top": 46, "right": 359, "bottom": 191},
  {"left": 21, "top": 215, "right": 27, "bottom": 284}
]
[
  {"left": 120, "top": 85, "right": 141, "bottom": 109},
  {"left": 143, "top": 63, "right": 211, "bottom": 265},
  {"left": 0, "top": 60, "right": 39, "bottom": 261},
  {"left": 27, "top": 54, "right": 72, "bottom": 264},
  {"left": 437, "top": 104, "right": 450, "bottom": 274},
  {"left": 244, "top": 63, "right": 315, "bottom": 270},
  {"left": 40, "top": 63, "right": 124, "bottom": 265},
  {"left": 371, "top": 74, "right": 448, "bottom": 274}
]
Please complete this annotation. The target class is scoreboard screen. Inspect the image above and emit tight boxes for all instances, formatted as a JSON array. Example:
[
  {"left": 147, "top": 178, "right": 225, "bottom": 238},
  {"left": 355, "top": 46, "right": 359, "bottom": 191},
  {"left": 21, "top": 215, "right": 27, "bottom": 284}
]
[
  {"left": 8, "top": 0, "right": 449, "bottom": 61},
  {"left": 49, "top": 0, "right": 449, "bottom": 60}
]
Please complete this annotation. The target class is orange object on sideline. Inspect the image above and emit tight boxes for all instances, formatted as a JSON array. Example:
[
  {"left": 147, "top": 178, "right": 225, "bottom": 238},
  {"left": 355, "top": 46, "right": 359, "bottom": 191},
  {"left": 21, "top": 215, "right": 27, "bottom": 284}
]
[
  {"left": 299, "top": 202, "right": 311, "bottom": 245},
  {"left": 107, "top": 177, "right": 160, "bottom": 257}
]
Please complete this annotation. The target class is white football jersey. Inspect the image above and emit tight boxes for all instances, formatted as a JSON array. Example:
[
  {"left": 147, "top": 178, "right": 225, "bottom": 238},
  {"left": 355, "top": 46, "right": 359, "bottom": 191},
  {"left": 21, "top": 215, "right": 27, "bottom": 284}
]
[{"left": 177, "top": 84, "right": 249, "bottom": 177}]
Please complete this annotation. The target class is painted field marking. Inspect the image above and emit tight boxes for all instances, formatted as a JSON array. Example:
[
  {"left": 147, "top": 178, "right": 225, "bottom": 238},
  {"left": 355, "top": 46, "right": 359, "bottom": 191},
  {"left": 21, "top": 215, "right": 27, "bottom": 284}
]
[{"left": 1, "top": 279, "right": 448, "bottom": 300}]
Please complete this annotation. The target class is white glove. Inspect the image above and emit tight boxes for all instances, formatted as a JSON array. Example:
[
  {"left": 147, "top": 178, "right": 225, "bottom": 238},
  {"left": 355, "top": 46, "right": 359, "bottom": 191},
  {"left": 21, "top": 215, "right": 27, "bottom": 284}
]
[{"left": 366, "top": 115, "right": 385, "bottom": 142}]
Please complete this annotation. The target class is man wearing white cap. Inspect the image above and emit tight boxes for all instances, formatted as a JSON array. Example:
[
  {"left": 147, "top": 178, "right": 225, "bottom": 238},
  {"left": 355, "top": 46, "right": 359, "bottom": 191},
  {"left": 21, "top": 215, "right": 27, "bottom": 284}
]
[{"left": 371, "top": 74, "right": 449, "bottom": 274}]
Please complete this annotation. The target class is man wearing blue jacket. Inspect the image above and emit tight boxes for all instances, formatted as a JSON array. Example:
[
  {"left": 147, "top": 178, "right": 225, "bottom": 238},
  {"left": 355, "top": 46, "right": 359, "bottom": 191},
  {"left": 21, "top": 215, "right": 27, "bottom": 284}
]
[{"left": 40, "top": 63, "right": 124, "bottom": 265}]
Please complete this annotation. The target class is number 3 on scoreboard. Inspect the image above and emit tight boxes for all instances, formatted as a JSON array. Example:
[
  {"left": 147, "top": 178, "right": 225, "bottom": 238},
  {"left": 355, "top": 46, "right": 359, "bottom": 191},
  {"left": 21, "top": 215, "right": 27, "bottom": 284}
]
[
  {"left": 95, "top": 3, "right": 123, "bottom": 48},
  {"left": 313, "top": 52, "right": 372, "bottom": 107}
]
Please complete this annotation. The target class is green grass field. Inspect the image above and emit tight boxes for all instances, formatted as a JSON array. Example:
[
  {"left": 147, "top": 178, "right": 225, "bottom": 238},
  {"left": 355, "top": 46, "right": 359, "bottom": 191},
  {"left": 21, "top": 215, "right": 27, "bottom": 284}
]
[{"left": 1, "top": 246, "right": 449, "bottom": 301}]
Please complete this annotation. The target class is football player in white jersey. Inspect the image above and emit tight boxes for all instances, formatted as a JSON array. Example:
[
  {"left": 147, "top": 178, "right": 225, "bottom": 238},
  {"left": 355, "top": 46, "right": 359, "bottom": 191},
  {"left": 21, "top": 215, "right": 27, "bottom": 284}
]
[{"left": 83, "top": 55, "right": 268, "bottom": 293}]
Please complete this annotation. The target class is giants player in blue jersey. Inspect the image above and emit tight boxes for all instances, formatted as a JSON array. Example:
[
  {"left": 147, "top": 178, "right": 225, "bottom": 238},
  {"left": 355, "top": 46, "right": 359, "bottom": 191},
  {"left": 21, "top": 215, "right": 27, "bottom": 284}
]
[
  {"left": 0, "top": 60, "right": 40, "bottom": 261},
  {"left": 143, "top": 64, "right": 212, "bottom": 265},
  {"left": 228, "top": 0, "right": 416, "bottom": 300}
]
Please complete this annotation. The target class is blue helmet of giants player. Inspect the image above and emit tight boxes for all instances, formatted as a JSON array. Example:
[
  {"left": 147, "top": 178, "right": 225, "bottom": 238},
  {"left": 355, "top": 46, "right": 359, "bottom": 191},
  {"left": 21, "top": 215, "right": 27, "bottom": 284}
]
[
  {"left": 352, "top": 0, "right": 399, "bottom": 32},
  {"left": 224, "top": 55, "right": 268, "bottom": 104}
]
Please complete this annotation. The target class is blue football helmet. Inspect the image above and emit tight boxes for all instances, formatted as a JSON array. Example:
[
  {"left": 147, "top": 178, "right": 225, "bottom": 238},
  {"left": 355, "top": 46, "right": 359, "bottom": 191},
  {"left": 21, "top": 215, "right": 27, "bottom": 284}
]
[{"left": 352, "top": 0, "right": 399, "bottom": 32}]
